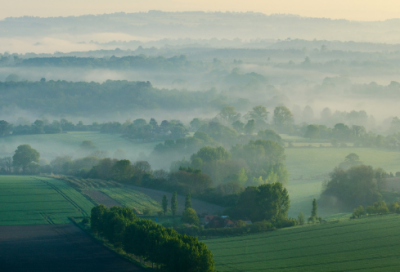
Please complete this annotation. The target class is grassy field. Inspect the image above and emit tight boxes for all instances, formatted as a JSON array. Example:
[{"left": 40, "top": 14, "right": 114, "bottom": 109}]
[
  {"left": 285, "top": 147, "right": 400, "bottom": 217},
  {"left": 0, "top": 176, "right": 94, "bottom": 225},
  {"left": 205, "top": 214, "right": 400, "bottom": 272},
  {"left": 0, "top": 131, "right": 157, "bottom": 162},
  {"left": 97, "top": 187, "right": 162, "bottom": 214}
]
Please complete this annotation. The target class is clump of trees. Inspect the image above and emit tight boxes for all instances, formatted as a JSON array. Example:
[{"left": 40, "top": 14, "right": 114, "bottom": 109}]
[
  {"left": 226, "top": 183, "right": 294, "bottom": 226},
  {"left": 352, "top": 201, "right": 400, "bottom": 218},
  {"left": 172, "top": 139, "right": 288, "bottom": 187},
  {"left": 90, "top": 205, "right": 215, "bottom": 272},
  {"left": 321, "top": 164, "right": 389, "bottom": 207},
  {"left": 11, "top": 144, "right": 40, "bottom": 174}
]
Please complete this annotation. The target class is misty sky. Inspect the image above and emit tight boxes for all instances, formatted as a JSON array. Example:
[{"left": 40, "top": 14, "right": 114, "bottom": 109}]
[{"left": 2, "top": 0, "right": 400, "bottom": 21}]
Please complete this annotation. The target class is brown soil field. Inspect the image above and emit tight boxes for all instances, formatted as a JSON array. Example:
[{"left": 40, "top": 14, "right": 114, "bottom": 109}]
[
  {"left": 126, "top": 185, "right": 224, "bottom": 215},
  {"left": 0, "top": 224, "right": 144, "bottom": 272},
  {"left": 84, "top": 190, "right": 122, "bottom": 208}
]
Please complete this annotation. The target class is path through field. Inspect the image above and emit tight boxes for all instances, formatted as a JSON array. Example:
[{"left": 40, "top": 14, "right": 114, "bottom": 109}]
[{"left": 0, "top": 223, "right": 143, "bottom": 272}]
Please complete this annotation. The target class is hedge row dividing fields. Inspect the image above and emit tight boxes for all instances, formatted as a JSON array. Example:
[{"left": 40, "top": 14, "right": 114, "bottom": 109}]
[
  {"left": 205, "top": 215, "right": 400, "bottom": 272},
  {"left": 0, "top": 176, "right": 94, "bottom": 225}
]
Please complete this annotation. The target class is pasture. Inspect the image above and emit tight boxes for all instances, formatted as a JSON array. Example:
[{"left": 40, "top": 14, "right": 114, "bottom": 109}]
[
  {"left": 205, "top": 214, "right": 400, "bottom": 272},
  {"left": 0, "top": 176, "right": 94, "bottom": 225}
]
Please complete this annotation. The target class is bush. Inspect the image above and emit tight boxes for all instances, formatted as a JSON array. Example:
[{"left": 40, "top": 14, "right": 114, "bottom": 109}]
[
  {"left": 82, "top": 217, "right": 90, "bottom": 224},
  {"left": 366, "top": 201, "right": 389, "bottom": 215},
  {"left": 389, "top": 202, "right": 400, "bottom": 213},
  {"left": 143, "top": 207, "right": 151, "bottom": 216},
  {"left": 182, "top": 208, "right": 200, "bottom": 226},
  {"left": 351, "top": 205, "right": 365, "bottom": 218}
]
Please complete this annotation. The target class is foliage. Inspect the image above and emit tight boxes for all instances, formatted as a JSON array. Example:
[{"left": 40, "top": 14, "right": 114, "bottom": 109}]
[
  {"left": 231, "top": 139, "right": 288, "bottom": 184},
  {"left": 12, "top": 144, "right": 40, "bottom": 173},
  {"left": 91, "top": 205, "right": 215, "bottom": 272},
  {"left": 257, "top": 129, "right": 283, "bottom": 145},
  {"left": 182, "top": 208, "right": 200, "bottom": 226},
  {"left": 297, "top": 211, "right": 305, "bottom": 225},
  {"left": 227, "top": 183, "right": 290, "bottom": 223},
  {"left": 351, "top": 205, "right": 365, "bottom": 218},
  {"left": 308, "top": 199, "right": 321, "bottom": 223},
  {"left": 162, "top": 194, "right": 168, "bottom": 215},
  {"left": 322, "top": 165, "right": 385, "bottom": 207},
  {"left": 185, "top": 193, "right": 192, "bottom": 210},
  {"left": 0, "top": 80, "right": 223, "bottom": 116},
  {"left": 171, "top": 191, "right": 178, "bottom": 216}
]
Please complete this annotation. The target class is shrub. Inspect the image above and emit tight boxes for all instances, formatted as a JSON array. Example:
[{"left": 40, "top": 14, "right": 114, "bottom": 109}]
[
  {"left": 182, "top": 208, "right": 200, "bottom": 226},
  {"left": 351, "top": 205, "right": 365, "bottom": 218}
]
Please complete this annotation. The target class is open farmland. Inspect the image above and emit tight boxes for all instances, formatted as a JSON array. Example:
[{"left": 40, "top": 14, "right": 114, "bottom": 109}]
[
  {"left": 0, "top": 176, "right": 94, "bottom": 225},
  {"left": 0, "top": 223, "right": 143, "bottom": 272},
  {"left": 205, "top": 214, "right": 400, "bottom": 272}
]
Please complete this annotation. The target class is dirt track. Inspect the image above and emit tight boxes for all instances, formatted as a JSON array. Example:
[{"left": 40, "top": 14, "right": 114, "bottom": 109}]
[
  {"left": 84, "top": 190, "right": 122, "bottom": 208},
  {"left": 0, "top": 224, "right": 144, "bottom": 272}
]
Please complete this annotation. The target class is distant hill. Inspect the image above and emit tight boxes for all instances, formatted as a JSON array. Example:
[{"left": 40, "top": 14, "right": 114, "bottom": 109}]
[{"left": 2, "top": 12, "right": 400, "bottom": 43}]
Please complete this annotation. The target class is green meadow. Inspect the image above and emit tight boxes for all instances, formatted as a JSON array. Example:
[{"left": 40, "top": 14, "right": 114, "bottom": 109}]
[
  {"left": 205, "top": 214, "right": 400, "bottom": 272},
  {"left": 0, "top": 176, "right": 94, "bottom": 225}
]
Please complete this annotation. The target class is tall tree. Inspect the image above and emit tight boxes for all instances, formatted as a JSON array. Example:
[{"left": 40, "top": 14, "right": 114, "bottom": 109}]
[
  {"left": 218, "top": 106, "right": 241, "bottom": 124},
  {"left": 311, "top": 198, "right": 317, "bottom": 218},
  {"left": 171, "top": 192, "right": 178, "bottom": 216},
  {"left": 185, "top": 193, "right": 192, "bottom": 210},
  {"left": 273, "top": 106, "right": 293, "bottom": 126},
  {"left": 162, "top": 194, "right": 168, "bottom": 216},
  {"left": 228, "top": 183, "right": 290, "bottom": 222},
  {"left": 111, "top": 159, "right": 134, "bottom": 181},
  {"left": 244, "top": 119, "right": 255, "bottom": 135},
  {"left": 12, "top": 144, "right": 40, "bottom": 173},
  {"left": 245, "top": 105, "right": 269, "bottom": 128},
  {"left": 298, "top": 211, "right": 305, "bottom": 225},
  {"left": 304, "top": 125, "right": 320, "bottom": 139},
  {"left": 0, "top": 120, "right": 12, "bottom": 137}
]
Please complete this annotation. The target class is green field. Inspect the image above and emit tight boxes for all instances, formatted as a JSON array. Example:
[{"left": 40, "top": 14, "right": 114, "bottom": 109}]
[
  {"left": 0, "top": 176, "right": 94, "bottom": 225},
  {"left": 205, "top": 214, "right": 400, "bottom": 272},
  {"left": 285, "top": 147, "right": 400, "bottom": 217},
  {"left": 98, "top": 187, "right": 162, "bottom": 214}
]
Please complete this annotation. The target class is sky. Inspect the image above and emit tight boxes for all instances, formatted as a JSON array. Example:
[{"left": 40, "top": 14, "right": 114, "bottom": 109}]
[{"left": 2, "top": 0, "right": 400, "bottom": 21}]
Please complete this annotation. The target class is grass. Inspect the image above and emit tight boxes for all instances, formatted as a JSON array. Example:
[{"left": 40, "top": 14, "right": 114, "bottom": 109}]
[
  {"left": 204, "top": 214, "right": 400, "bottom": 272},
  {"left": 98, "top": 187, "right": 162, "bottom": 215},
  {"left": 0, "top": 175, "right": 95, "bottom": 225}
]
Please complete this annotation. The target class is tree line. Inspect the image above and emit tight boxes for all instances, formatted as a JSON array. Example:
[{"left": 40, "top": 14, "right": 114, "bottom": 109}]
[
  {"left": 90, "top": 205, "right": 215, "bottom": 272},
  {"left": 16, "top": 55, "right": 209, "bottom": 72},
  {"left": 0, "top": 80, "right": 224, "bottom": 116}
]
